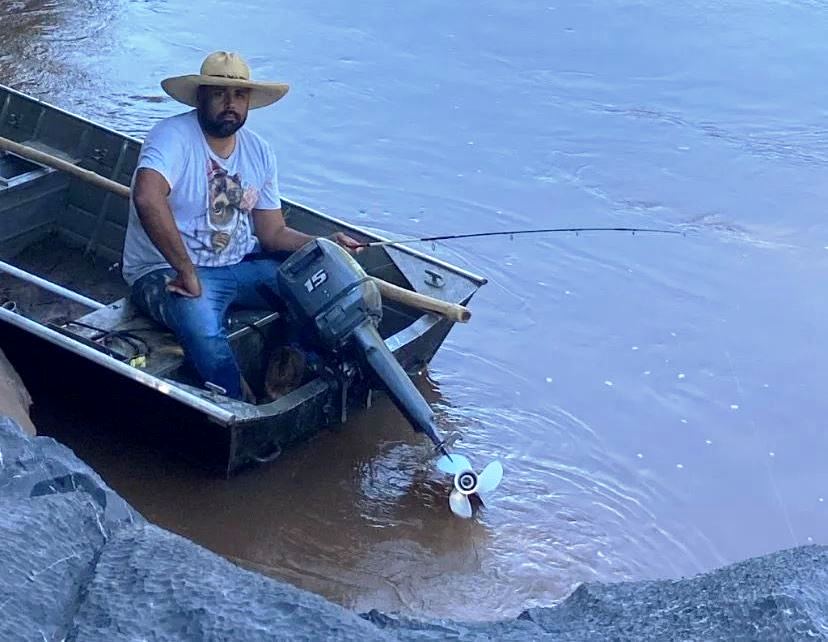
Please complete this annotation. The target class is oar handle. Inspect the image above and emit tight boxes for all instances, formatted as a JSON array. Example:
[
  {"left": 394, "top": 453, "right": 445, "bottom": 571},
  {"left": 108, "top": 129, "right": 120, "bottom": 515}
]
[
  {"left": 0, "top": 136, "right": 473, "bottom": 324},
  {"left": 371, "top": 277, "right": 471, "bottom": 323}
]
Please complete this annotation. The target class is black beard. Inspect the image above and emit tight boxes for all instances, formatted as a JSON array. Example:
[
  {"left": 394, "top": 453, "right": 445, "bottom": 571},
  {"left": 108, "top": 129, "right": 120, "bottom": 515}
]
[{"left": 197, "top": 107, "right": 246, "bottom": 138}]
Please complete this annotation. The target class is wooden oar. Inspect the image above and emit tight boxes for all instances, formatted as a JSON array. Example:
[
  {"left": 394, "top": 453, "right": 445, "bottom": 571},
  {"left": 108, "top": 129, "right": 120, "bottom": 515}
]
[
  {"left": 0, "top": 135, "right": 472, "bottom": 323},
  {"left": 0, "top": 135, "right": 128, "bottom": 197},
  {"left": 373, "top": 278, "right": 470, "bottom": 323}
]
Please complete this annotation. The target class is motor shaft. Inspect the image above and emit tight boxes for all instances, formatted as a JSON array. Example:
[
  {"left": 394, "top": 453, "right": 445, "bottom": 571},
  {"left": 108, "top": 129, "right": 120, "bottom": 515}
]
[{"left": 352, "top": 322, "right": 447, "bottom": 449}]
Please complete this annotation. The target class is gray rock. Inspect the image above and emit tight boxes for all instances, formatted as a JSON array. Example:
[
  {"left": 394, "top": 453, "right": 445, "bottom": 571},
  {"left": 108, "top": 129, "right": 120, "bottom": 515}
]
[
  {"left": 70, "top": 524, "right": 388, "bottom": 641},
  {"left": 368, "top": 546, "right": 828, "bottom": 641},
  {"left": 0, "top": 415, "right": 826, "bottom": 641},
  {"left": 0, "top": 493, "right": 108, "bottom": 641},
  {"left": 365, "top": 545, "right": 828, "bottom": 640},
  {"left": 0, "top": 415, "right": 142, "bottom": 641},
  {"left": 516, "top": 547, "right": 828, "bottom": 641},
  {"left": 0, "top": 416, "right": 382, "bottom": 641}
]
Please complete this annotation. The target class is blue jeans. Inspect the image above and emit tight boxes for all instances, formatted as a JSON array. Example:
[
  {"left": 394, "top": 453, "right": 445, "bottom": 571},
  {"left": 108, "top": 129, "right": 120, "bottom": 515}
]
[{"left": 131, "top": 257, "right": 282, "bottom": 400}]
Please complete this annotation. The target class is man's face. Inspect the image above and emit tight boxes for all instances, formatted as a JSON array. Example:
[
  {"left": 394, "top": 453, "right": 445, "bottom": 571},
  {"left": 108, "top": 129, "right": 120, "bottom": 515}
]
[{"left": 197, "top": 85, "right": 250, "bottom": 138}]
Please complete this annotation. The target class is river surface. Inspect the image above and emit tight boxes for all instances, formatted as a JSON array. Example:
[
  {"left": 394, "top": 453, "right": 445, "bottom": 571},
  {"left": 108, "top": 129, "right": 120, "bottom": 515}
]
[{"left": 2, "top": 0, "right": 828, "bottom": 621}]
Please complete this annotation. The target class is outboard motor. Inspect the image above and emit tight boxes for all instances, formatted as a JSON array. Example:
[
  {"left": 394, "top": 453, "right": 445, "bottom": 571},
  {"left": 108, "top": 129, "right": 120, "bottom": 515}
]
[
  {"left": 277, "top": 238, "right": 503, "bottom": 518},
  {"left": 277, "top": 238, "right": 448, "bottom": 452}
]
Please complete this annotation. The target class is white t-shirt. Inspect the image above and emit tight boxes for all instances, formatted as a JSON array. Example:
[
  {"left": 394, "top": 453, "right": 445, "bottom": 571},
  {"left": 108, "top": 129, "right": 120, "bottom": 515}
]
[{"left": 122, "top": 110, "right": 282, "bottom": 285}]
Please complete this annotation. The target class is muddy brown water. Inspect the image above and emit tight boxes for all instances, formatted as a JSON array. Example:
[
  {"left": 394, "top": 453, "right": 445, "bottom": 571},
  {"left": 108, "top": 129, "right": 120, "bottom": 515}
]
[{"left": 3, "top": 0, "right": 828, "bottom": 621}]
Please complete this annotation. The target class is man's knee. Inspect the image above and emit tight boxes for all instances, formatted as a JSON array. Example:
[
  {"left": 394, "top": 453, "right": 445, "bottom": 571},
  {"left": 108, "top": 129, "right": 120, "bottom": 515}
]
[
  {"left": 164, "top": 295, "right": 225, "bottom": 342},
  {"left": 131, "top": 270, "right": 170, "bottom": 324}
]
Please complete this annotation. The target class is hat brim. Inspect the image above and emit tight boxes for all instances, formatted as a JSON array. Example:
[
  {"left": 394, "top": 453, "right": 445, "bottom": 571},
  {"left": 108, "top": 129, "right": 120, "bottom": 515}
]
[{"left": 161, "top": 75, "right": 290, "bottom": 109}]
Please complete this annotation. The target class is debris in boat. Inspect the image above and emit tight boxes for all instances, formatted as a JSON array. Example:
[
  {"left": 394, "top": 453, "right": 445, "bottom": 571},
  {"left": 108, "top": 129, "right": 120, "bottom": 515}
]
[
  {"left": 263, "top": 345, "right": 307, "bottom": 402},
  {"left": 128, "top": 355, "right": 147, "bottom": 369},
  {"left": 156, "top": 345, "right": 185, "bottom": 357}
]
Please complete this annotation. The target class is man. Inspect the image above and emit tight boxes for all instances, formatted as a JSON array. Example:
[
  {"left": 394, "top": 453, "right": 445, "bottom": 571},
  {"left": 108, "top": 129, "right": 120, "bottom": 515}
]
[{"left": 122, "top": 51, "right": 360, "bottom": 401}]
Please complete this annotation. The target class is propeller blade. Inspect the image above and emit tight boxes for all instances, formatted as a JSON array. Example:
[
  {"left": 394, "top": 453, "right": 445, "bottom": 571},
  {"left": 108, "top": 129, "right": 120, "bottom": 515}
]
[
  {"left": 436, "top": 453, "right": 472, "bottom": 475},
  {"left": 476, "top": 460, "right": 503, "bottom": 493},
  {"left": 449, "top": 489, "right": 473, "bottom": 518}
]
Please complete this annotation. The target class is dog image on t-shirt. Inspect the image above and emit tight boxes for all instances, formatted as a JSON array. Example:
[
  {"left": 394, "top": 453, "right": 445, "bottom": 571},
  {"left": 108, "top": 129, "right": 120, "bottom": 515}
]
[{"left": 207, "top": 159, "right": 245, "bottom": 253}]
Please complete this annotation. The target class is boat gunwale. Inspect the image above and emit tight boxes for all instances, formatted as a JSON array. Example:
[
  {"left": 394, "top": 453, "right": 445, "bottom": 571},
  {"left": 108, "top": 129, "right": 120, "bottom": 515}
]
[
  {"left": 0, "top": 83, "right": 488, "bottom": 287},
  {"left": 0, "top": 305, "right": 238, "bottom": 425},
  {"left": 0, "top": 298, "right": 444, "bottom": 427}
]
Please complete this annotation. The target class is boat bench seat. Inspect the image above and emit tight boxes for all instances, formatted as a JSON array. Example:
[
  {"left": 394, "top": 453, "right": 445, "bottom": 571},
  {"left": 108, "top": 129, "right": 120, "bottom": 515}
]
[{"left": 64, "top": 297, "right": 280, "bottom": 377}]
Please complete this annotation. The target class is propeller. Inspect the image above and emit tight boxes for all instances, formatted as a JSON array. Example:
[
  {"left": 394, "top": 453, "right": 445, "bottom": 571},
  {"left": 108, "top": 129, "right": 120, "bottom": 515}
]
[{"left": 436, "top": 454, "right": 503, "bottom": 518}]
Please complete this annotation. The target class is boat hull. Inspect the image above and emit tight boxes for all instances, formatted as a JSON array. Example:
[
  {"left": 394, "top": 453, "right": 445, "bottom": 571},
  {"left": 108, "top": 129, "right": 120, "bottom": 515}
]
[{"left": 0, "top": 82, "right": 485, "bottom": 474}]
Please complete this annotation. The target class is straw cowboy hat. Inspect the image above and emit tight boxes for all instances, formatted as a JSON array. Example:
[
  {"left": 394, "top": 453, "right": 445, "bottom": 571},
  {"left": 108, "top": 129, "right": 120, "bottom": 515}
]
[{"left": 161, "top": 51, "right": 289, "bottom": 109}]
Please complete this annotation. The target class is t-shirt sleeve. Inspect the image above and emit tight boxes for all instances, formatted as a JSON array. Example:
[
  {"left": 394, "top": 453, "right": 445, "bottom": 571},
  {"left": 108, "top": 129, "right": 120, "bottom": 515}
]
[
  {"left": 255, "top": 145, "right": 282, "bottom": 210},
  {"left": 136, "top": 120, "right": 186, "bottom": 190}
]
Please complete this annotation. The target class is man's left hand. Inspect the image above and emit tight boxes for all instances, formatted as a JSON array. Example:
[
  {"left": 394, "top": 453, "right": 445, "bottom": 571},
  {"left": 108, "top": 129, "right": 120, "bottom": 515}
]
[{"left": 330, "top": 232, "right": 364, "bottom": 253}]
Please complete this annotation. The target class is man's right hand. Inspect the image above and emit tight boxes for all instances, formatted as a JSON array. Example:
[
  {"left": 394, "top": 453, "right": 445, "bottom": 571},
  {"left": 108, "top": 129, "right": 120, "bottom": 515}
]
[{"left": 166, "top": 269, "right": 202, "bottom": 298}]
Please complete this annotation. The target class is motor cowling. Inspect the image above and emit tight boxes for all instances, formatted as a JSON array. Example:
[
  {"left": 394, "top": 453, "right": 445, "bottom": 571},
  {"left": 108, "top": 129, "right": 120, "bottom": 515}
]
[{"left": 277, "top": 238, "right": 382, "bottom": 351}]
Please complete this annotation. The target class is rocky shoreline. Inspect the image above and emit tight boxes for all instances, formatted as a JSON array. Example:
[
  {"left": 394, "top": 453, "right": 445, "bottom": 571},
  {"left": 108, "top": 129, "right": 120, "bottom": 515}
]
[{"left": 1, "top": 416, "right": 826, "bottom": 640}]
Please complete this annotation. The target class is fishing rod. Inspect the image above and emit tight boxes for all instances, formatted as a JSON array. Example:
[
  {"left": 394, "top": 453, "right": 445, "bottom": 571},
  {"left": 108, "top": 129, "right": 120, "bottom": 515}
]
[{"left": 356, "top": 226, "right": 684, "bottom": 249}]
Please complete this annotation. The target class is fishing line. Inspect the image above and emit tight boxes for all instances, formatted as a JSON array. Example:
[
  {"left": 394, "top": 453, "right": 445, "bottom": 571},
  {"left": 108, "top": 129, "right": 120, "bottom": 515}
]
[{"left": 357, "top": 226, "right": 684, "bottom": 249}]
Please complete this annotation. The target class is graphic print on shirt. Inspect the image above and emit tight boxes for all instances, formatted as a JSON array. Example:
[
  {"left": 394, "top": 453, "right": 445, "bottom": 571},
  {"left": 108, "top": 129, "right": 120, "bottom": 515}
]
[{"left": 190, "top": 159, "right": 259, "bottom": 264}]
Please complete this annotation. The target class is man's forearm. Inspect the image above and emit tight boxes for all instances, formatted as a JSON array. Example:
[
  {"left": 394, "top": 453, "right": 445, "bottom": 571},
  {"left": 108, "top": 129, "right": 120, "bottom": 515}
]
[
  {"left": 260, "top": 226, "right": 314, "bottom": 253},
  {"left": 134, "top": 198, "right": 195, "bottom": 275}
]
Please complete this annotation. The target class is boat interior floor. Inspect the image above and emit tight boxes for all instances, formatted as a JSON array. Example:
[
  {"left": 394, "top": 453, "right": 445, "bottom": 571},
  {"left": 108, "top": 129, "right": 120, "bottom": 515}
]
[
  {"left": 0, "top": 233, "right": 127, "bottom": 324},
  {"left": 0, "top": 233, "right": 293, "bottom": 403}
]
